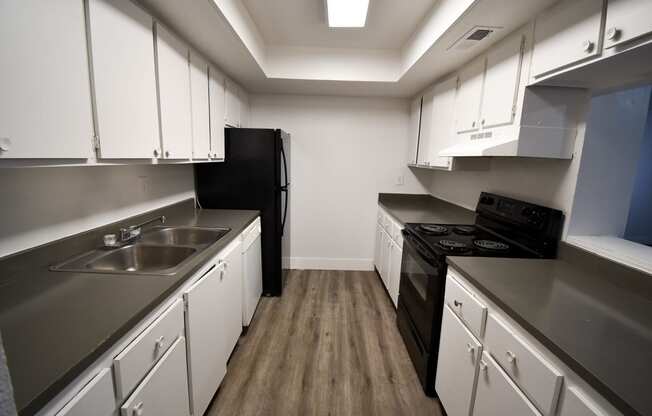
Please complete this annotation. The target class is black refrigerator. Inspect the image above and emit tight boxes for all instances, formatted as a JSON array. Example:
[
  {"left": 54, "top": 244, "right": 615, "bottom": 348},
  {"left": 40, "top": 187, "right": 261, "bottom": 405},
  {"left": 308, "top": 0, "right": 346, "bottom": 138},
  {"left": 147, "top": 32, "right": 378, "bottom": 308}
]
[{"left": 194, "top": 129, "right": 290, "bottom": 297}]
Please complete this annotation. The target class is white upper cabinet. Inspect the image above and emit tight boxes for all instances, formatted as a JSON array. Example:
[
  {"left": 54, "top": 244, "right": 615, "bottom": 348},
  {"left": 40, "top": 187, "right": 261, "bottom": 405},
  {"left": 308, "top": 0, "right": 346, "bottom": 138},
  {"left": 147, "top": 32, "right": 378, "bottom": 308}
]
[
  {"left": 240, "top": 89, "right": 250, "bottom": 128},
  {"left": 189, "top": 50, "right": 211, "bottom": 160},
  {"left": 88, "top": 0, "right": 160, "bottom": 159},
  {"left": 155, "top": 23, "right": 192, "bottom": 160},
  {"left": 530, "top": 0, "right": 605, "bottom": 79},
  {"left": 417, "top": 88, "right": 436, "bottom": 166},
  {"left": 436, "top": 306, "right": 483, "bottom": 416},
  {"left": 407, "top": 97, "right": 422, "bottom": 165},
  {"left": 481, "top": 32, "right": 524, "bottom": 129},
  {"left": 454, "top": 56, "right": 486, "bottom": 134},
  {"left": 0, "top": 0, "right": 93, "bottom": 159},
  {"left": 604, "top": 0, "right": 652, "bottom": 48},
  {"left": 225, "top": 79, "right": 241, "bottom": 128},
  {"left": 428, "top": 75, "right": 459, "bottom": 169},
  {"left": 209, "top": 66, "right": 226, "bottom": 160}
]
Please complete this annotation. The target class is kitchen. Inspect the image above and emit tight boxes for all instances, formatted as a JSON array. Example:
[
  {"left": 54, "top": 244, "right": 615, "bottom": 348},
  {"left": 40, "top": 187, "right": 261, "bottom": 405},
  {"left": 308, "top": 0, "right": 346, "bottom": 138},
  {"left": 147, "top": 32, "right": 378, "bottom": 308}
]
[{"left": 1, "top": 0, "right": 651, "bottom": 415}]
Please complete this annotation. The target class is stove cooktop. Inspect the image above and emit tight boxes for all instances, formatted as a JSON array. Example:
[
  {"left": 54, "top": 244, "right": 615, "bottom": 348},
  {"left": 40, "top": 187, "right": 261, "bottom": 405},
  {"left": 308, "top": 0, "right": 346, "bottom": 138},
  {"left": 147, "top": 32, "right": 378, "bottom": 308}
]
[{"left": 406, "top": 223, "right": 539, "bottom": 259}]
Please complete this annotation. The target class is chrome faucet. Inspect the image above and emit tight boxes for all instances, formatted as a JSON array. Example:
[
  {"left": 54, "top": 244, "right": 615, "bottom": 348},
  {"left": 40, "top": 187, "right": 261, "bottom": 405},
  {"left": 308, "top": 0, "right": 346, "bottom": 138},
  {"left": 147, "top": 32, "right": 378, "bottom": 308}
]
[{"left": 104, "top": 216, "right": 166, "bottom": 247}]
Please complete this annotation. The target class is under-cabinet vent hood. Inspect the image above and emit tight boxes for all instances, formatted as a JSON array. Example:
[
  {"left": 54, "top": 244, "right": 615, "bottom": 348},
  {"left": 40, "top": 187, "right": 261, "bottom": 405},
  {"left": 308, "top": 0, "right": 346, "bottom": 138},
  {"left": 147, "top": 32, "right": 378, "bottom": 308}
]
[{"left": 439, "top": 86, "right": 589, "bottom": 159}]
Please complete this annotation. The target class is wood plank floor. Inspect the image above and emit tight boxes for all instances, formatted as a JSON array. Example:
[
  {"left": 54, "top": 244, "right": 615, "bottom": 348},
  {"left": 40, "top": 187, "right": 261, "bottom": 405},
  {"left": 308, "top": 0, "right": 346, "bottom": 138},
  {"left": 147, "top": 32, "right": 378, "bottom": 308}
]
[{"left": 206, "top": 270, "right": 443, "bottom": 416}]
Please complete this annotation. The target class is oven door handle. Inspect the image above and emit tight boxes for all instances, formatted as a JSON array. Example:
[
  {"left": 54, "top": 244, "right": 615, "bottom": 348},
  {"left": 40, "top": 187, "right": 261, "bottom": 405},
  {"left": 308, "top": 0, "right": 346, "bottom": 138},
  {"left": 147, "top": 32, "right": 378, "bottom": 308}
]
[{"left": 402, "top": 231, "right": 438, "bottom": 266}]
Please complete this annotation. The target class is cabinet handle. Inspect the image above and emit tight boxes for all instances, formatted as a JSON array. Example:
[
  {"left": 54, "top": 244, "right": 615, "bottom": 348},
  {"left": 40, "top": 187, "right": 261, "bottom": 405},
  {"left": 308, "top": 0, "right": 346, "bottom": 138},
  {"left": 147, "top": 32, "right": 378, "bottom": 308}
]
[
  {"left": 466, "top": 343, "right": 475, "bottom": 357},
  {"left": 481, "top": 119, "right": 485, "bottom": 125},
  {"left": 472, "top": 121, "right": 476, "bottom": 128},
  {"left": 0, "top": 138, "right": 10, "bottom": 152},
  {"left": 453, "top": 300, "right": 463, "bottom": 308},
  {"left": 479, "top": 360, "right": 488, "bottom": 372},
  {"left": 153, "top": 149, "right": 159, "bottom": 157},
  {"left": 133, "top": 401, "right": 144, "bottom": 416},
  {"left": 208, "top": 152, "right": 212, "bottom": 159},
  {"left": 582, "top": 40, "right": 594, "bottom": 53},
  {"left": 606, "top": 27, "right": 620, "bottom": 41},
  {"left": 506, "top": 350, "right": 517, "bottom": 364},
  {"left": 165, "top": 151, "right": 170, "bottom": 158},
  {"left": 154, "top": 336, "right": 165, "bottom": 352}
]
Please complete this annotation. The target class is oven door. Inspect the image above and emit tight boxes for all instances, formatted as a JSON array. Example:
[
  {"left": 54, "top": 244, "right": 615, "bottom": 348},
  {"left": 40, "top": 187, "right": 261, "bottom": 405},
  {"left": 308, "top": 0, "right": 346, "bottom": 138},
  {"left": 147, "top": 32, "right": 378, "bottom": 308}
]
[{"left": 398, "top": 231, "right": 446, "bottom": 350}]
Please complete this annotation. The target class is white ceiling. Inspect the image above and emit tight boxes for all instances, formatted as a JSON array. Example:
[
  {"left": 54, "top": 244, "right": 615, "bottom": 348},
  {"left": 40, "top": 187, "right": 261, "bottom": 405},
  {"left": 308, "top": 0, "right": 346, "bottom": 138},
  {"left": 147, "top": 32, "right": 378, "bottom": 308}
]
[{"left": 242, "top": 0, "right": 436, "bottom": 50}]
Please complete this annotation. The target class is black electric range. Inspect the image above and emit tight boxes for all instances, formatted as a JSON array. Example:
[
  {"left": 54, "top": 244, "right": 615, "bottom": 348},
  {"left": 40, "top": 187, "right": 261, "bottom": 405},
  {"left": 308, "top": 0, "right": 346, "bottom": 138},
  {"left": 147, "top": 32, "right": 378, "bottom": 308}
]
[{"left": 396, "top": 192, "right": 563, "bottom": 396}]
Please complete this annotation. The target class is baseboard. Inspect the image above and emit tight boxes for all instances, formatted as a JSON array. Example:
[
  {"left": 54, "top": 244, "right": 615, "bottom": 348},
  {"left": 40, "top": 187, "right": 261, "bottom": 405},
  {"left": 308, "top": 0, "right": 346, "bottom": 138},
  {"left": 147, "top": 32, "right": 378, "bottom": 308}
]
[{"left": 286, "top": 257, "right": 374, "bottom": 271}]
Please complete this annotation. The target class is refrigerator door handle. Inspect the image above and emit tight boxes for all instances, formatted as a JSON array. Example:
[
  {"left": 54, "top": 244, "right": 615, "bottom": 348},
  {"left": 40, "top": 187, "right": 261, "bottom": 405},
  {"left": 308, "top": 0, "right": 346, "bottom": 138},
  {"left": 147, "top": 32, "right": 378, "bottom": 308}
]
[
  {"left": 280, "top": 139, "right": 289, "bottom": 189},
  {"left": 281, "top": 188, "right": 288, "bottom": 236}
]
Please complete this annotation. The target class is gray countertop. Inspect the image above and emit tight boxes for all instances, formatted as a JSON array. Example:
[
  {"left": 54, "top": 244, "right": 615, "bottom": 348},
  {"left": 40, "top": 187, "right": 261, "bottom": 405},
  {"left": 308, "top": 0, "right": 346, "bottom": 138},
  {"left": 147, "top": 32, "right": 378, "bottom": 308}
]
[
  {"left": 378, "top": 193, "right": 476, "bottom": 225},
  {"left": 447, "top": 244, "right": 652, "bottom": 416},
  {"left": 0, "top": 199, "right": 259, "bottom": 415}
]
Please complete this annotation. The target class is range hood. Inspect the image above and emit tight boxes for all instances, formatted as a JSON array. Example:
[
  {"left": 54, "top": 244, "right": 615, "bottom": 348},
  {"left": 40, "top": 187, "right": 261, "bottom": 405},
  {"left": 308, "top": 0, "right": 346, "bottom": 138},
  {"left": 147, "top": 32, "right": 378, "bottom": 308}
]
[{"left": 439, "top": 86, "right": 589, "bottom": 159}]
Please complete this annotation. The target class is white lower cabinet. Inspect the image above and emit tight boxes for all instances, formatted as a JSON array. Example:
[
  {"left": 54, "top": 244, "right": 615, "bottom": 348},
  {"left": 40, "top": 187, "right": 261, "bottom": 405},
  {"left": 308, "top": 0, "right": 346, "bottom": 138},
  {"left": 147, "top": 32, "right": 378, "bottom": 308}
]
[
  {"left": 473, "top": 351, "right": 542, "bottom": 416},
  {"left": 120, "top": 337, "right": 190, "bottom": 416},
  {"left": 435, "top": 306, "right": 483, "bottom": 416},
  {"left": 557, "top": 386, "right": 607, "bottom": 416},
  {"left": 374, "top": 207, "right": 403, "bottom": 308},
  {"left": 219, "top": 239, "right": 244, "bottom": 355},
  {"left": 55, "top": 369, "right": 115, "bottom": 416},
  {"left": 184, "top": 261, "right": 228, "bottom": 416}
]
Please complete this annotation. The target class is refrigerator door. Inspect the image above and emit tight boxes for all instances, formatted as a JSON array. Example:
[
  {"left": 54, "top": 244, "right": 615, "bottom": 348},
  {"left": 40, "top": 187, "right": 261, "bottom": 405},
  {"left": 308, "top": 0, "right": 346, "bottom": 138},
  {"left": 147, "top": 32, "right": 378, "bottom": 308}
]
[{"left": 279, "top": 131, "right": 291, "bottom": 283}]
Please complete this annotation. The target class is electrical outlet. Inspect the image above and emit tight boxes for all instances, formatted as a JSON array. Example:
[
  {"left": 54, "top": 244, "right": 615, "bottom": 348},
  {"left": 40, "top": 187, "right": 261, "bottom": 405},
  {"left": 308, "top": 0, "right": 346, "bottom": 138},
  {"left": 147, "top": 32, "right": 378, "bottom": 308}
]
[
  {"left": 138, "top": 176, "right": 149, "bottom": 194},
  {"left": 396, "top": 175, "right": 405, "bottom": 186}
]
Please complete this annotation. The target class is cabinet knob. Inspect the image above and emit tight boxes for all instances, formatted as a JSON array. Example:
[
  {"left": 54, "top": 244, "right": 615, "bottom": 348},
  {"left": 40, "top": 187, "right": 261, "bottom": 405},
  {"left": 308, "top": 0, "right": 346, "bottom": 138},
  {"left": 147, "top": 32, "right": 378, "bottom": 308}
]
[
  {"left": 479, "top": 360, "right": 488, "bottom": 372},
  {"left": 208, "top": 152, "right": 212, "bottom": 159},
  {"left": 506, "top": 350, "right": 517, "bottom": 364},
  {"left": 466, "top": 343, "right": 475, "bottom": 356},
  {"left": 154, "top": 335, "right": 165, "bottom": 352},
  {"left": 453, "top": 300, "right": 463, "bottom": 308},
  {"left": 582, "top": 40, "right": 594, "bottom": 53},
  {"left": 133, "top": 401, "right": 144, "bottom": 416},
  {"left": 606, "top": 27, "right": 620, "bottom": 41},
  {"left": 0, "top": 138, "right": 10, "bottom": 152},
  {"left": 165, "top": 151, "right": 170, "bottom": 158},
  {"left": 153, "top": 149, "right": 159, "bottom": 157},
  {"left": 481, "top": 119, "right": 485, "bottom": 125},
  {"left": 213, "top": 153, "right": 218, "bottom": 158},
  {"left": 472, "top": 121, "right": 476, "bottom": 128}
]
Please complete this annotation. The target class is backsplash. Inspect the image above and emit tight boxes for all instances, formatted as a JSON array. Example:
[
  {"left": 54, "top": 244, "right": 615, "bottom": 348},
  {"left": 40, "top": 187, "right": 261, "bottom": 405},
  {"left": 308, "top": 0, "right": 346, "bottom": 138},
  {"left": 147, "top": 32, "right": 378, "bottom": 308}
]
[{"left": 0, "top": 164, "right": 194, "bottom": 258}]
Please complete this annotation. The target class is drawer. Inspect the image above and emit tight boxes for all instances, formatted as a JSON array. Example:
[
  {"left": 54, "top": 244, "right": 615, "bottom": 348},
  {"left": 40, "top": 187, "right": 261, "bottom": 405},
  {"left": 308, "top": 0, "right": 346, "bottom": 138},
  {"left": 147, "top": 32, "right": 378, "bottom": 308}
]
[
  {"left": 390, "top": 219, "right": 403, "bottom": 246},
  {"left": 444, "top": 274, "right": 487, "bottom": 339},
  {"left": 484, "top": 314, "right": 563, "bottom": 415},
  {"left": 55, "top": 368, "right": 115, "bottom": 416},
  {"left": 114, "top": 298, "right": 185, "bottom": 400},
  {"left": 474, "top": 351, "right": 542, "bottom": 416},
  {"left": 121, "top": 336, "right": 190, "bottom": 416}
]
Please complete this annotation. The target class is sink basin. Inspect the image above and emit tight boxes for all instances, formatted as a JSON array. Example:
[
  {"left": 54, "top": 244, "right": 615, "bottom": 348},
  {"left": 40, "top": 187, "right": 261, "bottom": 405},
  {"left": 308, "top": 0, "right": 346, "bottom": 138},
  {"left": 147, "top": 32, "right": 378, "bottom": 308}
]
[
  {"left": 140, "top": 226, "right": 230, "bottom": 246},
  {"left": 86, "top": 245, "right": 196, "bottom": 274}
]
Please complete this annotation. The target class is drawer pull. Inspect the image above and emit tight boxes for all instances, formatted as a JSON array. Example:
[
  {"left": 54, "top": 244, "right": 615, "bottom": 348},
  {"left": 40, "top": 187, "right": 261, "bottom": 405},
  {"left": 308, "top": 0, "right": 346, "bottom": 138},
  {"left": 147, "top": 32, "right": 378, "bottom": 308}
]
[
  {"left": 133, "top": 401, "right": 144, "bottom": 416},
  {"left": 506, "top": 350, "right": 517, "bottom": 364},
  {"left": 453, "top": 300, "right": 463, "bottom": 308},
  {"left": 154, "top": 336, "right": 166, "bottom": 352}
]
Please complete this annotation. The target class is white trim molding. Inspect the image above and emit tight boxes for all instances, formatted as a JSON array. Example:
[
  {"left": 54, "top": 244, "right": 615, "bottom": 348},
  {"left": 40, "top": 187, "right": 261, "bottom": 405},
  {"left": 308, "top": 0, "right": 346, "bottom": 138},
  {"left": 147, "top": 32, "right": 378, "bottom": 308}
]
[{"left": 287, "top": 257, "right": 374, "bottom": 271}]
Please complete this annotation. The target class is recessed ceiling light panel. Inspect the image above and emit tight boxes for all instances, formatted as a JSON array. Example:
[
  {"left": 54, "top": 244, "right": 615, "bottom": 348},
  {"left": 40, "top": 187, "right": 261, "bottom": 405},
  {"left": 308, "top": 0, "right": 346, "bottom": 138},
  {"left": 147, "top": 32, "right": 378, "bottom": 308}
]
[{"left": 326, "top": 0, "right": 369, "bottom": 28}]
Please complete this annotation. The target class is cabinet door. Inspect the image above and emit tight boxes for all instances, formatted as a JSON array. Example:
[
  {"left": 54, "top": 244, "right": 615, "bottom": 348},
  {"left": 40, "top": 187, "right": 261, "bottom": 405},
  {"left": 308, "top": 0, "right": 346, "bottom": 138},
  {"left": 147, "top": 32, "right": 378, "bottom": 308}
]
[
  {"left": 219, "top": 240, "right": 243, "bottom": 355},
  {"left": 121, "top": 337, "right": 190, "bottom": 416},
  {"left": 88, "top": 0, "right": 160, "bottom": 159},
  {"left": 239, "top": 89, "right": 250, "bottom": 128},
  {"left": 209, "top": 66, "right": 226, "bottom": 160},
  {"left": 184, "top": 263, "right": 227, "bottom": 416},
  {"left": 428, "top": 75, "right": 458, "bottom": 168},
  {"left": 604, "top": 0, "right": 652, "bottom": 48},
  {"left": 189, "top": 50, "right": 211, "bottom": 159},
  {"left": 374, "top": 223, "right": 383, "bottom": 271},
  {"left": 480, "top": 32, "right": 524, "bottom": 129},
  {"left": 225, "top": 79, "right": 241, "bottom": 128},
  {"left": 155, "top": 23, "right": 192, "bottom": 160},
  {"left": 55, "top": 369, "right": 115, "bottom": 416},
  {"left": 530, "top": 0, "right": 604, "bottom": 78},
  {"left": 0, "top": 0, "right": 93, "bottom": 159},
  {"left": 388, "top": 240, "right": 402, "bottom": 307},
  {"left": 417, "top": 89, "right": 436, "bottom": 166},
  {"left": 473, "top": 352, "right": 542, "bottom": 416},
  {"left": 407, "top": 97, "right": 422, "bottom": 165},
  {"left": 455, "top": 57, "right": 485, "bottom": 134},
  {"left": 435, "top": 306, "right": 482, "bottom": 416}
]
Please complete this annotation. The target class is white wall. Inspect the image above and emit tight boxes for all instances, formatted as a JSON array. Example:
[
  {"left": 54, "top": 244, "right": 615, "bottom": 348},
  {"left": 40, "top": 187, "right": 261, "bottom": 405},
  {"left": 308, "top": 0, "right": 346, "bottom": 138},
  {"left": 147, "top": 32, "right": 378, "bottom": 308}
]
[
  {"left": 625, "top": 101, "right": 652, "bottom": 245},
  {"left": 250, "top": 94, "right": 430, "bottom": 270},
  {"left": 0, "top": 164, "right": 194, "bottom": 258}
]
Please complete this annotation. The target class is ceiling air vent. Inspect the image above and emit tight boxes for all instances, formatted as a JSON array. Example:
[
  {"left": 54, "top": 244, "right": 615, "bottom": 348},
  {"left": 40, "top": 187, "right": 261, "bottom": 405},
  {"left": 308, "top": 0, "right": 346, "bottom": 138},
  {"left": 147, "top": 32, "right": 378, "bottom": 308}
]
[{"left": 448, "top": 26, "right": 502, "bottom": 51}]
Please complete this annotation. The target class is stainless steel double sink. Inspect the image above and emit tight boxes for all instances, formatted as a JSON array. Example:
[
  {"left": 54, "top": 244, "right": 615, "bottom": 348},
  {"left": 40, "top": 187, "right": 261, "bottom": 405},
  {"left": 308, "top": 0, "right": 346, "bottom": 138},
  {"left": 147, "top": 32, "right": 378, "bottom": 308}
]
[{"left": 51, "top": 226, "right": 230, "bottom": 276}]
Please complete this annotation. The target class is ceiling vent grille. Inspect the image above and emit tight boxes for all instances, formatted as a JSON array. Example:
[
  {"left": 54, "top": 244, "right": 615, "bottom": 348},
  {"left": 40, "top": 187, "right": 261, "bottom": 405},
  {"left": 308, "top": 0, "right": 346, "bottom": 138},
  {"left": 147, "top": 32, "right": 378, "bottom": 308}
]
[{"left": 448, "top": 26, "right": 502, "bottom": 51}]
